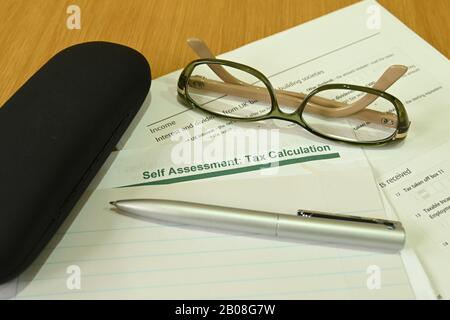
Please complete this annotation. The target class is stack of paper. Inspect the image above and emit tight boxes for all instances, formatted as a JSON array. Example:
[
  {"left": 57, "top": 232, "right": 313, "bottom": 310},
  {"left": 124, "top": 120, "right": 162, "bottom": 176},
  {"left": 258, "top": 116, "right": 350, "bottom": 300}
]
[{"left": 6, "top": 0, "right": 449, "bottom": 299}]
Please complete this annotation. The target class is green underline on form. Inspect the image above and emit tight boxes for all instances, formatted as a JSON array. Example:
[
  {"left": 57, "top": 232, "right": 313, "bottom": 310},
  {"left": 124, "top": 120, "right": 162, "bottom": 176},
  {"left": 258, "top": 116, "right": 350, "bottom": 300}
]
[{"left": 120, "top": 152, "right": 340, "bottom": 188}]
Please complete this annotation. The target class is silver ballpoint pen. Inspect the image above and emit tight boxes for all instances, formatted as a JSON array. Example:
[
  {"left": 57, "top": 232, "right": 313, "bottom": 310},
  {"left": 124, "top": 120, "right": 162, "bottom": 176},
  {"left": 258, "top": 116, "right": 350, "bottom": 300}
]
[{"left": 110, "top": 199, "right": 406, "bottom": 251}]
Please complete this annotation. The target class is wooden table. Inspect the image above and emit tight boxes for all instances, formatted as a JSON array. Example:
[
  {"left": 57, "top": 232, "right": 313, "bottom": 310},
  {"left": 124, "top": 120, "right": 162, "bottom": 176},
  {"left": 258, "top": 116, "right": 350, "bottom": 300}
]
[{"left": 0, "top": 0, "right": 448, "bottom": 106}]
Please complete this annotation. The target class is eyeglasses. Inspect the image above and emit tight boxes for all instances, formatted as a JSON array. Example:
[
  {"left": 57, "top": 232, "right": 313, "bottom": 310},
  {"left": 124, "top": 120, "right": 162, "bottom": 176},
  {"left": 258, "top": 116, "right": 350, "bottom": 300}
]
[{"left": 177, "top": 38, "right": 410, "bottom": 145}]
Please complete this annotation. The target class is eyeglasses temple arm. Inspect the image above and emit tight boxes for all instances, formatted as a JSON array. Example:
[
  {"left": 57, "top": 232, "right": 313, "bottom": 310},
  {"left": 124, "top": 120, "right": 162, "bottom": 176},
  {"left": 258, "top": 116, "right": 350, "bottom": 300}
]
[
  {"left": 277, "top": 65, "right": 407, "bottom": 116},
  {"left": 186, "top": 38, "right": 405, "bottom": 129},
  {"left": 187, "top": 38, "right": 406, "bottom": 116},
  {"left": 187, "top": 38, "right": 246, "bottom": 85},
  {"left": 188, "top": 77, "right": 398, "bottom": 129},
  {"left": 341, "top": 64, "right": 407, "bottom": 114}
]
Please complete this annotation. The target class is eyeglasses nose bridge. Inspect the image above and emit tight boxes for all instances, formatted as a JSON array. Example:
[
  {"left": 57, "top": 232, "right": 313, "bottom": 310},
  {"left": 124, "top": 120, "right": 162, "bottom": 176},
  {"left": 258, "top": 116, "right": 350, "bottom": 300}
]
[
  {"left": 268, "top": 102, "right": 307, "bottom": 127},
  {"left": 269, "top": 91, "right": 304, "bottom": 117}
]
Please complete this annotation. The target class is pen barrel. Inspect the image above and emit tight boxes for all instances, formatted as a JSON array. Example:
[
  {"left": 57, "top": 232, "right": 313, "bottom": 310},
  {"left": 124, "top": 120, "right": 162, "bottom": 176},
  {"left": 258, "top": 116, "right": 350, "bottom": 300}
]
[
  {"left": 173, "top": 203, "right": 278, "bottom": 236},
  {"left": 277, "top": 214, "right": 405, "bottom": 251},
  {"left": 118, "top": 200, "right": 278, "bottom": 236},
  {"left": 115, "top": 200, "right": 405, "bottom": 251}
]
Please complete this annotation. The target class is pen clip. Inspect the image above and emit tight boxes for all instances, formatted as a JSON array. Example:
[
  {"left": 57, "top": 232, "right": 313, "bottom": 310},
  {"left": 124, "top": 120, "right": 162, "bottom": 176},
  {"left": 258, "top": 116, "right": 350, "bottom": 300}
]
[{"left": 297, "top": 209, "right": 399, "bottom": 230}]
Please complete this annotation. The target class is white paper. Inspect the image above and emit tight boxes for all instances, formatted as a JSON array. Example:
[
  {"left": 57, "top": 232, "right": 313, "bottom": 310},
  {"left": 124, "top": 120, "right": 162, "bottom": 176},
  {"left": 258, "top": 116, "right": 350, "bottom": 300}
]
[
  {"left": 378, "top": 141, "right": 450, "bottom": 298},
  {"left": 15, "top": 173, "right": 413, "bottom": 299}
]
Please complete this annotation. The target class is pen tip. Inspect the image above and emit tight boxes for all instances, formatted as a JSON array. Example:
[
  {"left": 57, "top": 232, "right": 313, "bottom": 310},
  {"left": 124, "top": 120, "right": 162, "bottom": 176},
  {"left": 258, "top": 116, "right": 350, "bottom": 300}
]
[{"left": 109, "top": 201, "right": 117, "bottom": 206}]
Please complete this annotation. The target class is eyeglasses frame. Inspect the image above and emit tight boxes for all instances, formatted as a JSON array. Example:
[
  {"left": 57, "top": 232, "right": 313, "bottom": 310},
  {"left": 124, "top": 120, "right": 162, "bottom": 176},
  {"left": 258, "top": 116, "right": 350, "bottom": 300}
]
[{"left": 177, "top": 58, "right": 410, "bottom": 146}]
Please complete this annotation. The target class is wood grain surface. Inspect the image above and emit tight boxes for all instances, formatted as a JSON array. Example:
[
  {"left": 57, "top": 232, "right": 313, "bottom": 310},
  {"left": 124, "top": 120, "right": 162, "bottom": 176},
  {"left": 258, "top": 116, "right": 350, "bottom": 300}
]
[{"left": 0, "top": 0, "right": 448, "bottom": 107}]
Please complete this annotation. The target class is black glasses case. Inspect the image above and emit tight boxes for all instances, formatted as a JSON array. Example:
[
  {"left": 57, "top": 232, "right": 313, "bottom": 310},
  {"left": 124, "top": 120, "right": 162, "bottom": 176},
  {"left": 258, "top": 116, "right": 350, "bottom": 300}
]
[{"left": 0, "top": 42, "right": 151, "bottom": 283}]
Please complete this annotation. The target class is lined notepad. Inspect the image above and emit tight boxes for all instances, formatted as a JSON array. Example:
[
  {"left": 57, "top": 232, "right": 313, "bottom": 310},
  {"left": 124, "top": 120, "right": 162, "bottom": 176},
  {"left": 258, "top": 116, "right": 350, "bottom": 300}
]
[{"left": 15, "top": 170, "right": 414, "bottom": 299}]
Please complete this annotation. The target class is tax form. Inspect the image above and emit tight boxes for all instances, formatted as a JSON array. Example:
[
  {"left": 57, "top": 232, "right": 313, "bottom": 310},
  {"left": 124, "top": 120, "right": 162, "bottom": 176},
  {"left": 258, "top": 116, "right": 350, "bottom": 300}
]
[
  {"left": 8, "top": 0, "right": 449, "bottom": 299},
  {"left": 378, "top": 142, "right": 450, "bottom": 298}
]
